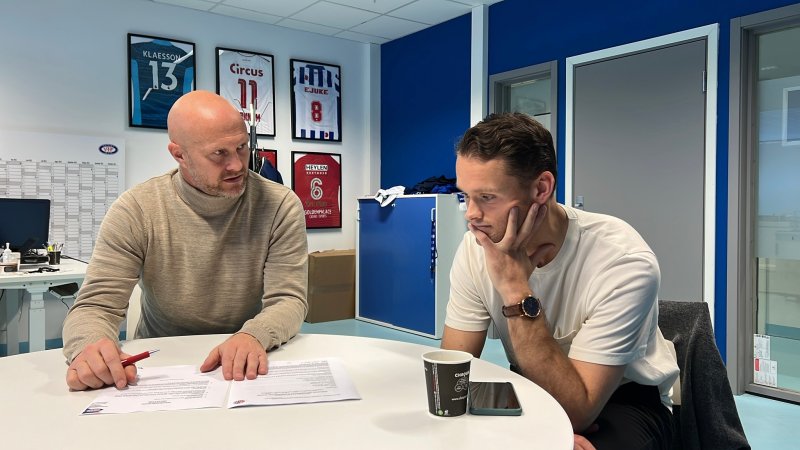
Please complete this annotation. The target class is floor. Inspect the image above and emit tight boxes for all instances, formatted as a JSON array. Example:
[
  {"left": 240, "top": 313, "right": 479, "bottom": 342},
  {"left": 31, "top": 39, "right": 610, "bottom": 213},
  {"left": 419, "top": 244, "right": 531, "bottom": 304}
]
[{"left": 301, "top": 319, "right": 800, "bottom": 450}]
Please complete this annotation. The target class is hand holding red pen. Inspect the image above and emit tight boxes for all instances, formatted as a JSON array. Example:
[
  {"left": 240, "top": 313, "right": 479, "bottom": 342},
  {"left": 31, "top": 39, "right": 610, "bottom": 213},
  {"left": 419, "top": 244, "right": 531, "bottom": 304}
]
[
  {"left": 121, "top": 349, "right": 159, "bottom": 367},
  {"left": 66, "top": 338, "right": 144, "bottom": 391}
]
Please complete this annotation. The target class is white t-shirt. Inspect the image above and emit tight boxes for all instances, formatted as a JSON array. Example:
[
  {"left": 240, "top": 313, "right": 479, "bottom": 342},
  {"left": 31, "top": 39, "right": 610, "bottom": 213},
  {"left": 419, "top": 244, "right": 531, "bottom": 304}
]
[{"left": 446, "top": 205, "right": 679, "bottom": 407}]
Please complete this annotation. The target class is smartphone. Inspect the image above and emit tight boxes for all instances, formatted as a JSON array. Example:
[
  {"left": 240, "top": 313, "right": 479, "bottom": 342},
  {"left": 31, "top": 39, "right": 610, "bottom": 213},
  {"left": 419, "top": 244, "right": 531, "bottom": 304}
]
[{"left": 468, "top": 381, "right": 522, "bottom": 416}]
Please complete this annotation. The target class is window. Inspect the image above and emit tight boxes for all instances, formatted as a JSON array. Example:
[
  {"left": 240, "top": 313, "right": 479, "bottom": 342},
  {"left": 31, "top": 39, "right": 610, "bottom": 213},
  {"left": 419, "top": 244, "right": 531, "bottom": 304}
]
[
  {"left": 730, "top": 4, "right": 800, "bottom": 403},
  {"left": 489, "top": 61, "right": 557, "bottom": 144}
]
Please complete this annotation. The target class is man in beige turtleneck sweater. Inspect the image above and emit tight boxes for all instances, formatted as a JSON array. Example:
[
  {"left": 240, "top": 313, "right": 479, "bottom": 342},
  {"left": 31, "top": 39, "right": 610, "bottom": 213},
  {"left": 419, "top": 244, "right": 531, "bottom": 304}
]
[{"left": 63, "top": 91, "right": 308, "bottom": 391}]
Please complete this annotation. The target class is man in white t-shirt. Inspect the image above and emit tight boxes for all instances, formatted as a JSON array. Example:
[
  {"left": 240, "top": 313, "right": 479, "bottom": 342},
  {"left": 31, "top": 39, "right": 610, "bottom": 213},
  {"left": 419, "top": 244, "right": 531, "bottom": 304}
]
[{"left": 443, "top": 113, "right": 679, "bottom": 450}]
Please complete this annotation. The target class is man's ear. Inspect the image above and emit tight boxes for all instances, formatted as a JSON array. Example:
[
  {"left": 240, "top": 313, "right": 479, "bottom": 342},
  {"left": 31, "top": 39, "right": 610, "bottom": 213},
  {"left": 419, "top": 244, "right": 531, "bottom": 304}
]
[
  {"left": 530, "top": 171, "right": 555, "bottom": 203},
  {"left": 168, "top": 142, "right": 184, "bottom": 165}
]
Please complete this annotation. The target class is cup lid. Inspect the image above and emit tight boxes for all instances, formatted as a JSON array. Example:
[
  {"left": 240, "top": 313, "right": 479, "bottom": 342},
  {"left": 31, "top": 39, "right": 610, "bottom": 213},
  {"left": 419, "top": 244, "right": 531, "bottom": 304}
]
[{"left": 422, "top": 349, "right": 473, "bottom": 364}]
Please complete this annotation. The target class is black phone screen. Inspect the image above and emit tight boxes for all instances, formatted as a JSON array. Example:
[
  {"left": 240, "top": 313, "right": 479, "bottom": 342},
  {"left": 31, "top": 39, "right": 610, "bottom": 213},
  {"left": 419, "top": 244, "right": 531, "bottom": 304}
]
[{"left": 469, "top": 381, "right": 521, "bottom": 411}]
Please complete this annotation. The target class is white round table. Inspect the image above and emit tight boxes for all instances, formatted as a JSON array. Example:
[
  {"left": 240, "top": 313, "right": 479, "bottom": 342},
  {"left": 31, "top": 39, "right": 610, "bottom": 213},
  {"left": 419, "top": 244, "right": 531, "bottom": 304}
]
[{"left": 0, "top": 333, "right": 573, "bottom": 449}]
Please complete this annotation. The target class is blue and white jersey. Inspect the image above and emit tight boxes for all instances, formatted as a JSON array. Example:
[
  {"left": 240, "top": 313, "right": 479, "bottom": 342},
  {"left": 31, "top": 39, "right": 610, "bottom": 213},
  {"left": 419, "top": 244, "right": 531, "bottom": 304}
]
[
  {"left": 129, "top": 36, "right": 194, "bottom": 128},
  {"left": 292, "top": 61, "right": 341, "bottom": 141}
]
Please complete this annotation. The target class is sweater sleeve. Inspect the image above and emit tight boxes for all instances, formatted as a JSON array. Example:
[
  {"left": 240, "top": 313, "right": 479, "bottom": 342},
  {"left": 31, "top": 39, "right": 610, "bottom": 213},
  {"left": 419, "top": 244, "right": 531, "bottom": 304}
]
[
  {"left": 61, "top": 193, "right": 145, "bottom": 362},
  {"left": 239, "top": 190, "right": 308, "bottom": 350}
]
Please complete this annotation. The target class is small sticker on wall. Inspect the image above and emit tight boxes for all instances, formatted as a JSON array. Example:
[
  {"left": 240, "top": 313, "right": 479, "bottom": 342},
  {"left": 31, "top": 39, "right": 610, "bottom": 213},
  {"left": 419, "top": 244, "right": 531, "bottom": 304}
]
[
  {"left": 456, "top": 192, "right": 466, "bottom": 211},
  {"left": 754, "top": 334, "right": 771, "bottom": 360},
  {"left": 754, "top": 358, "right": 778, "bottom": 387}
]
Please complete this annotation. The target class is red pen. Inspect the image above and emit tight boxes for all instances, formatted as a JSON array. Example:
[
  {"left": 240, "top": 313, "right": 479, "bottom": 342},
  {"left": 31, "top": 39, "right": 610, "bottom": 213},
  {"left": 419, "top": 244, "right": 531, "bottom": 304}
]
[{"left": 121, "top": 349, "right": 159, "bottom": 367}]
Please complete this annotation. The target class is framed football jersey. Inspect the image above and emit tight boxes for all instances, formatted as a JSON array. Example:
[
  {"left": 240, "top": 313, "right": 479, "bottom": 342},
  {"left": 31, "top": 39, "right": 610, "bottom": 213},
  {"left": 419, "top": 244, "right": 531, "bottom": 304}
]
[
  {"left": 290, "top": 59, "right": 342, "bottom": 142},
  {"left": 291, "top": 151, "right": 342, "bottom": 229},
  {"left": 216, "top": 47, "right": 276, "bottom": 137},
  {"left": 127, "top": 33, "right": 195, "bottom": 130},
  {"left": 257, "top": 149, "right": 277, "bottom": 169}
]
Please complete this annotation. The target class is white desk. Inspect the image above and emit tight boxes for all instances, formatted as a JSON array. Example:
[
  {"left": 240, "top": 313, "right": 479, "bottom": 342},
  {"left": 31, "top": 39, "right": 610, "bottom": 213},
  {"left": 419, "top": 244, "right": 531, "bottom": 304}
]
[
  {"left": 0, "top": 258, "right": 87, "bottom": 354},
  {"left": 0, "top": 333, "right": 573, "bottom": 449}
]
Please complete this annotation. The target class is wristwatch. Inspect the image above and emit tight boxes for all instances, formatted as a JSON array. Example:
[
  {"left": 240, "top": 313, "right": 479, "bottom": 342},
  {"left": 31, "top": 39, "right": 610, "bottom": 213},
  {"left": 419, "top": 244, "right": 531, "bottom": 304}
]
[{"left": 502, "top": 295, "right": 542, "bottom": 319}]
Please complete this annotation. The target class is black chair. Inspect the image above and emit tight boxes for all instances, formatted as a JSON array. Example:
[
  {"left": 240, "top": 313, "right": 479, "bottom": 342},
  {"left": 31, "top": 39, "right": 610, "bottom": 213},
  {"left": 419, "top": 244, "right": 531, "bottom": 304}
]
[{"left": 658, "top": 300, "right": 750, "bottom": 450}]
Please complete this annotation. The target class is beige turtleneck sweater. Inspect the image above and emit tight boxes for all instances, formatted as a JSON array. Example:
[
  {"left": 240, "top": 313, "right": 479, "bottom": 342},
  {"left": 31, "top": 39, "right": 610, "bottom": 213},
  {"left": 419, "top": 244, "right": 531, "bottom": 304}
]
[{"left": 62, "top": 169, "right": 308, "bottom": 362}]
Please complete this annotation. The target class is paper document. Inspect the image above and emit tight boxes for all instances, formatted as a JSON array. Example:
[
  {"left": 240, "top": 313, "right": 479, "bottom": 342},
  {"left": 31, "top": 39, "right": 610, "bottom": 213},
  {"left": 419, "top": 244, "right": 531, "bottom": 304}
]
[
  {"left": 81, "top": 358, "right": 360, "bottom": 415},
  {"left": 228, "top": 358, "right": 360, "bottom": 408},
  {"left": 81, "top": 365, "right": 228, "bottom": 415}
]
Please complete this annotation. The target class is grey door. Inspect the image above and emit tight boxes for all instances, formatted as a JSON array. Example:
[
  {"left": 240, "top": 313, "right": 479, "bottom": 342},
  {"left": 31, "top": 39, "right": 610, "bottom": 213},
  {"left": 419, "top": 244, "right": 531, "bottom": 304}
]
[{"left": 573, "top": 39, "right": 707, "bottom": 302}]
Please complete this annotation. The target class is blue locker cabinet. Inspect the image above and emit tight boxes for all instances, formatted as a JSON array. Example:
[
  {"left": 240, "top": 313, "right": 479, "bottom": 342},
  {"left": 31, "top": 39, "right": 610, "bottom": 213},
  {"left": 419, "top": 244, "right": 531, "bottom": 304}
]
[{"left": 356, "top": 194, "right": 467, "bottom": 338}]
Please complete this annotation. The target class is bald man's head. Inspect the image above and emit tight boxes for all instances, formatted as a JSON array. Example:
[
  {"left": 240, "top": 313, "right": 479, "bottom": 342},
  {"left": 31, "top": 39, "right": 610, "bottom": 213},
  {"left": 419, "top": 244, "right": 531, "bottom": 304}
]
[
  {"left": 166, "top": 91, "right": 251, "bottom": 198},
  {"left": 167, "top": 90, "right": 246, "bottom": 148}
]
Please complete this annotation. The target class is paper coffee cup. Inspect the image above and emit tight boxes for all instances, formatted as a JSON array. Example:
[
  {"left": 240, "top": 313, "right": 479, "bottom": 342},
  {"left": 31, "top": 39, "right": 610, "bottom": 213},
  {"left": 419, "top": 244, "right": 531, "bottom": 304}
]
[{"left": 422, "top": 350, "right": 472, "bottom": 417}]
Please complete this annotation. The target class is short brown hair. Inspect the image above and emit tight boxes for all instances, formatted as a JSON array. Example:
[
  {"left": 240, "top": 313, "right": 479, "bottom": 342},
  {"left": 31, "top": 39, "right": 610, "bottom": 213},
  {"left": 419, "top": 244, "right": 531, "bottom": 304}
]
[{"left": 456, "top": 112, "right": 557, "bottom": 188}]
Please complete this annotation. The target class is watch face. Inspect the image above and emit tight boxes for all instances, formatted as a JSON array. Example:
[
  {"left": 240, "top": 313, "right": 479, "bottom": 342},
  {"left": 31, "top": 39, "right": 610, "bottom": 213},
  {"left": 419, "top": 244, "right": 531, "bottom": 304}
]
[{"left": 521, "top": 296, "right": 541, "bottom": 318}]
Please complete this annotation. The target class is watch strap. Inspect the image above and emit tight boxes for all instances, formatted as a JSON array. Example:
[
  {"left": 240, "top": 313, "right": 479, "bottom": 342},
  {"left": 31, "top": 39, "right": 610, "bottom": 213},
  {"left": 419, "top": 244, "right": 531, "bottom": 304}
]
[{"left": 502, "top": 302, "right": 524, "bottom": 317}]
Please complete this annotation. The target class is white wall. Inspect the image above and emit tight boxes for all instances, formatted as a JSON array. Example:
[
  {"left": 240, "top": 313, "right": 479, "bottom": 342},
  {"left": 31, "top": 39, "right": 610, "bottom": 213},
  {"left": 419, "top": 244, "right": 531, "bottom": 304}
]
[
  {"left": 0, "top": 0, "right": 371, "bottom": 252},
  {"left": 0, "top": 0, "right": 374, "bottom": 346}
]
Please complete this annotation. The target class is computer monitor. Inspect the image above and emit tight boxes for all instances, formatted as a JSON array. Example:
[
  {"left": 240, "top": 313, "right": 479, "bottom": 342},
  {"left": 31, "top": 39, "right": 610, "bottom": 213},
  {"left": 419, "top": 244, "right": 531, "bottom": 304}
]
[{"left": 0, "top": 198, "right": 51, "bottom": 253}]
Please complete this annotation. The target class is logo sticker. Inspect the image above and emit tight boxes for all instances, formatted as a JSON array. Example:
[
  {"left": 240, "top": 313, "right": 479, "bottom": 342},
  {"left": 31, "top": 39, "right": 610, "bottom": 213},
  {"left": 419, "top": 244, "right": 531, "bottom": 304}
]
[{"left": 98, "top": 144, "right": 118, "bottom": 155}]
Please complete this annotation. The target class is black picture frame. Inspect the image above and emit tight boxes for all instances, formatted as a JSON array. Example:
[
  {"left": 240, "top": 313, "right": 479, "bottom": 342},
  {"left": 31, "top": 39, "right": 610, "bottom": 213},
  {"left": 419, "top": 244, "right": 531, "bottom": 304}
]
[
  {"left": 253, "top": 149, "right": 283, "bottom": 184},
  {"left": 257, "top": 149, "right": 278, "bottom": 169},
  {"left": 291, "top": 151, "right": 342, "bottom": 229},
  {"left": 127, "top": 33, "right": 196, "bottom": 130},
  {"left": 216, "top": 47, "right": 276, "bottom": 137},
  {"left": 290, "top": 59, "right": 342, "bottom": 142}
]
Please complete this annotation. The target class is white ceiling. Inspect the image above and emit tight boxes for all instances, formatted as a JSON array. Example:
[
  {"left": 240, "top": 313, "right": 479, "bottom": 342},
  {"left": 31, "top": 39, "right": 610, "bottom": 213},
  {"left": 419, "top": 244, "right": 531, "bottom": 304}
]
[{"left": 150, "top": 0, "right": 502, "bottom": 44}]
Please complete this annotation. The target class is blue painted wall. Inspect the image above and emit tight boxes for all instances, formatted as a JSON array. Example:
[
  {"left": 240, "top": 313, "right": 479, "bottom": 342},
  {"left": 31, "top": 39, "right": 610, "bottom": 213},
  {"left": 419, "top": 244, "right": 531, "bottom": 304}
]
[
  {"left": 381, "top": 13, "right": 471, "bottom": 189},
  {"left": 380, "top": 0, "right": 800, "bottom": 360}
]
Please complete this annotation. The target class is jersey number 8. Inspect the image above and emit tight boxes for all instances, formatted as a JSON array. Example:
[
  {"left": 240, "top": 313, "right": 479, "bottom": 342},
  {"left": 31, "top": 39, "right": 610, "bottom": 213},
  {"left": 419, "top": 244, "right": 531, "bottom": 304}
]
[{"left": 311, "top": 101, "right": 323, "bottom": 123}]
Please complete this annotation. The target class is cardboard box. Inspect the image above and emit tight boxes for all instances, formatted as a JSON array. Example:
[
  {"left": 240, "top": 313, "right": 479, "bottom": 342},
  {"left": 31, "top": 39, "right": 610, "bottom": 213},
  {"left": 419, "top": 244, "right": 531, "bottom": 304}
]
[{"left": 306, "top": 249, "right": 355, "bottom": 323}]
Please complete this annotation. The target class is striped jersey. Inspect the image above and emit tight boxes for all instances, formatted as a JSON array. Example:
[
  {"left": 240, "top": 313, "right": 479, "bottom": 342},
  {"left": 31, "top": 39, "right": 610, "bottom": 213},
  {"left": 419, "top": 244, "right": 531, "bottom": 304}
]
[{"left": 292, "top": 62, "right": 341, "bottom": 141}]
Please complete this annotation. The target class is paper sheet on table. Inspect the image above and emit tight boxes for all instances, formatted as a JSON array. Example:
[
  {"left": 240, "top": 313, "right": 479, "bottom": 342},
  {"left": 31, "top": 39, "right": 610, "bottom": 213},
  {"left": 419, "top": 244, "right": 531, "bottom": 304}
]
[
  {"left": 81, "top": 365, "right": 228, "bottom": 415},
  {"left": 227, "top": 357, "right": 360, "bottom": 408},
  {"left": 80, "top": 358, "right": 359, "bottom": 415}
]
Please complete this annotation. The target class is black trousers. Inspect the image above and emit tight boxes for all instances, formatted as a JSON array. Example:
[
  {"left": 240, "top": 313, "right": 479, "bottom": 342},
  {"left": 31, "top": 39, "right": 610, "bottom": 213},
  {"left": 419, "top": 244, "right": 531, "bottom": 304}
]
[{"left": 585, "top": 382, "right": 674, "bottom": 450}]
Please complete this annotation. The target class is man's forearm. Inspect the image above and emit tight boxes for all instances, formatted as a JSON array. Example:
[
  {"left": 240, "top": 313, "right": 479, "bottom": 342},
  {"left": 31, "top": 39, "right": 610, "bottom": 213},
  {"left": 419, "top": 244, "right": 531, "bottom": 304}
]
[
  {"left": 242, "top": 295, "right": 306, "bottom": 349},
  {"left": 507, "top": 314, "right": 607, "bottom": 431}
]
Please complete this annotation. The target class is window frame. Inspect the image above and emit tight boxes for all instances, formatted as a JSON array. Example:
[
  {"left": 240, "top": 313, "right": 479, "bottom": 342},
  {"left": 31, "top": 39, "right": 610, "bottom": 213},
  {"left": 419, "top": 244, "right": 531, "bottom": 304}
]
[
  {"left": 729, "top": 2, "right": 800, "bottom": 403},
  {"left": 488, "top": 61, "right": 558, "bottom": 150}
]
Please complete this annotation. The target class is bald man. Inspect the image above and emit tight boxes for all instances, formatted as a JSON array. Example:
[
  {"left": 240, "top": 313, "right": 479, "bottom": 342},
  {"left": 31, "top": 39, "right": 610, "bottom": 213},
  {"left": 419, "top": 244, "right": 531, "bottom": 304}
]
[{"left": 63, "top": 91, "right": 308, "bottom": 390}]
